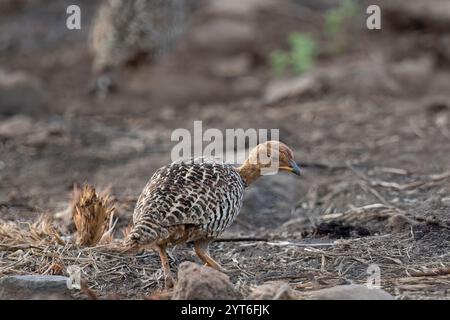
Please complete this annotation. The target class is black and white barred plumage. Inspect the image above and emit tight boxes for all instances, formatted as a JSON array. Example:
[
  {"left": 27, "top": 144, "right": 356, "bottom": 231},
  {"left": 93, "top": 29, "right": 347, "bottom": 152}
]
[{"left": 126, "top": 158, "right": 246, "bottom": 247}]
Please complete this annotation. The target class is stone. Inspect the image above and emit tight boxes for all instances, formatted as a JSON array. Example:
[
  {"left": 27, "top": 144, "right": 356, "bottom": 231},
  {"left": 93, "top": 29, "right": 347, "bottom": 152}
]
[
  {"left": 0, "top": 275, "right": 73, "bottom": 300},
  {"left": 190, "top": 19, "right": 254, "bottom": 55},
  {"left": 264, "top": 75, "right": 322, "bottom": 104},
  {"left": 304, "top": 284, "right": 394, "bottom": 300},
  {"left": 211, "top": 55, "right": 252, "bottom": 78},
  {"left": 172, "top": 262, "right": 241, "bottom": 300},
  {"left": 441, "top": 197, "right": 450, "bottom": 206},
  {"left": 248, "top": 281, "right": 297, "bottom": 300},
  {"left": 24, "top": 130, "right": 49, "bottom": 148},
  {"left": 0, "top": 115, "right": 34, "bottom": 138}
]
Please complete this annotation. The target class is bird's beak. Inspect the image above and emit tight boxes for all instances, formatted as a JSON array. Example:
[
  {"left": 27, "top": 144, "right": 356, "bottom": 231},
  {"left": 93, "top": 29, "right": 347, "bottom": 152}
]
[
  {"left": 279, "top": 160, "right": 301, "bottom": 176},
  {"left": 289, "top": 160, "right": 301, "bottom": 176}
]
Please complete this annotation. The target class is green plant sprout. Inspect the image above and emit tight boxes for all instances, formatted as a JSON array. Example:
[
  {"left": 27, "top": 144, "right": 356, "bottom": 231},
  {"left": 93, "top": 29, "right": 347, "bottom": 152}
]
[
  {"left": 270, "top": 0, "right": 359, "bottom": 76},
  {"left": 270, "top": 32, "right": 317, "bottom": 77},
  {"left": 325, "top": 0, "right": 359, "bottom": 52},
  {"left": 325, "top": 0, "right": 359, "bottom": 36}
]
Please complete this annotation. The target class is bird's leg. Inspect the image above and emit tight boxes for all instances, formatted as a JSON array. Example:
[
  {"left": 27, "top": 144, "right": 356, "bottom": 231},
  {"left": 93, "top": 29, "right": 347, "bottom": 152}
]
[
  {"left": 89, "top": 73, "right": 115, "bottom": 98},
  {"left": 156, "top": 244, "right": 174, "bottom": 288},
  {"left": 194, "top": 239, "right": 228, "bottom": 273}
]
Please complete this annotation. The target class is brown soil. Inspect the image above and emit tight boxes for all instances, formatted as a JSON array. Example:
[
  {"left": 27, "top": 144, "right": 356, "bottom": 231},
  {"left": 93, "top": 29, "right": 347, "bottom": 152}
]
[{"left": 0, "top": 0, "right": 449, "bottom": 299}]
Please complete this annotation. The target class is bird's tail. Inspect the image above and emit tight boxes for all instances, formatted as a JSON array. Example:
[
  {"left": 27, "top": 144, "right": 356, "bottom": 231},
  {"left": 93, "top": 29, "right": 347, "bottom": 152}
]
[
  {"left": 122, "top": 230, "right": 141, "bottom": 248},
  {"left": 122, "top": 226, "right": 156, "bottom": 249}
]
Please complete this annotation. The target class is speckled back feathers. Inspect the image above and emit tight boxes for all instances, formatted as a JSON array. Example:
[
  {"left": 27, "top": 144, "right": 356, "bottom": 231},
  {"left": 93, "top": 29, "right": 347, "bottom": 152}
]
[{"left": 125, "top": 158, "right": 246, "bottom": 247}]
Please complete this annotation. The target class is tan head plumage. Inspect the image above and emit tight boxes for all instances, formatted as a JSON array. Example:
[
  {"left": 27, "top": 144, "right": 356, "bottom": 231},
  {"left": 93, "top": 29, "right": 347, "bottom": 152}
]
[{"left": 237, "top": 140, "right": 300, "bottom": 185}]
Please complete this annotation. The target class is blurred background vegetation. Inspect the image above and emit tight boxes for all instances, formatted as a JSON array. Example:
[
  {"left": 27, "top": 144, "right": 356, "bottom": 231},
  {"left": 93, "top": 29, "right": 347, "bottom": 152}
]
[{"left": 1, "top": 0, "right": 450, "bottom": 300}]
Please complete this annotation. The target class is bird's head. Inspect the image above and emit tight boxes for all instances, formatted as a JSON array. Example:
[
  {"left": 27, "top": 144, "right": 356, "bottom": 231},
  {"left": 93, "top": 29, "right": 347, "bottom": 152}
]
[{"left": 238, "top": 140, "right": 300, "bottom": 185}]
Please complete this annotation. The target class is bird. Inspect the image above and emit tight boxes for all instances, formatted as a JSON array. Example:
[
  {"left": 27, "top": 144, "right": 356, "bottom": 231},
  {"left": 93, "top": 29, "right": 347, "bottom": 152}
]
[
  {"left": 89, "top": 0, "right": 195, "bottom": 73},
  {"left": 88, "top": 0, "right": 199, "bottom": 96},
  {"left": 123, "top": 140, "right": 301, "bottom": 287}
]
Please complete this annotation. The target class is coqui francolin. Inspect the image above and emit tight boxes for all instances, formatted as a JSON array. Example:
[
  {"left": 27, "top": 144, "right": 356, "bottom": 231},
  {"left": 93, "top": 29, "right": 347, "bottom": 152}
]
[{"left": 123, "top": 140, "right": 301, "bottom": 287}]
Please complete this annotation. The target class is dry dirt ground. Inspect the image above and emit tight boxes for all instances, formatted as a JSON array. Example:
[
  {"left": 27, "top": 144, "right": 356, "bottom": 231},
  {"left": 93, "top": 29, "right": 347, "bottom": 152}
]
[{"left": 0, "top": 0, "right": 449, "bottom": 299}]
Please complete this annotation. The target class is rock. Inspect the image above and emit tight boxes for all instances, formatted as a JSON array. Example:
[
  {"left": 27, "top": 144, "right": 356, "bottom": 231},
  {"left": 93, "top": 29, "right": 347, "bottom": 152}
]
[
  {"left": 264, "top": 74, "right": 322, "bottom": 104},
  {"left": 172, "top": 262, "right": 241, "bottom": 300},
  {"left": 0, "top": 275, "right": 73, "bottom": 300},
  {"left": 441, "top": 197, "right": 450, "bottom": 206},
  {"left": 0, "top": 115, "right": 34, "bottom": 138},
  {"left": 304, "top": 285, "right": 394, "bottom": 300},
  {"left": 211, "top": 55, "right": 252, "bottom": 78},
  {"left": 249, "top": 281, "right": 297, "bottom": 300},
  {"left": 190, "top": 19, "right": 255, "bottom": 55},
  {"left": 23, "top": 129, "right": 49, "bottom": 148}
]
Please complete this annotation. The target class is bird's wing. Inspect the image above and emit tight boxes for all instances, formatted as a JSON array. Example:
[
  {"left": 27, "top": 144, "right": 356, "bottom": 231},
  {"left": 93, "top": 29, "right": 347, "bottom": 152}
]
[
  {"left": 132, "top": 160, "right": 242, "bottom": 230},
  {"left": 132, "top": 166, "right": 167, "bottom": 223}
]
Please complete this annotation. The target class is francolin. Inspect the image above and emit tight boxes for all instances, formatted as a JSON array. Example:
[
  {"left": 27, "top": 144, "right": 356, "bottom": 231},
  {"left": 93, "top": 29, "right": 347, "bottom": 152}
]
[{"left": 124, "top": 141, "right": 301, "bottom": 287}]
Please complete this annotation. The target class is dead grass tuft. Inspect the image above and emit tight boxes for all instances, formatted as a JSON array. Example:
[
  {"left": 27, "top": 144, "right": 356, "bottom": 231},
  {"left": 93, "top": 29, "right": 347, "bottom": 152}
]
[
  {"left": 71, "top": 184, "right": 115, "bottom": 246},
  {"left": 0, "top": 213, "right": 64, "bottom": 246}
]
